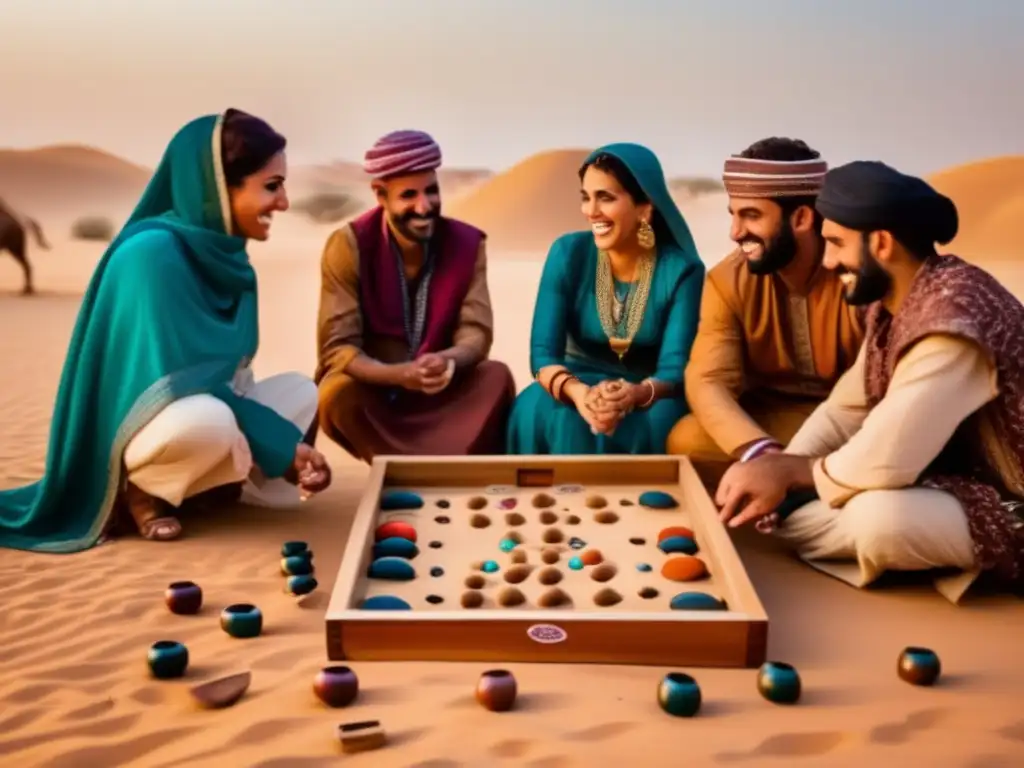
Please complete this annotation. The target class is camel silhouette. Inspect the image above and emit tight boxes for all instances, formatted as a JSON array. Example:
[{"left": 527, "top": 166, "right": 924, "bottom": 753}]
[{"left": 0, "top": 198, "right": 50, "bottom": 294}]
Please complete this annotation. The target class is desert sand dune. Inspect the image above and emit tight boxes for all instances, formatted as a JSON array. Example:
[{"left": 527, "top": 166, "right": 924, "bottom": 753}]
[
  {"left": 928, "top": 155, "right": 1024, "bottom": 261},
  {"left": 447, "top": 148, "right": 594, "bottom": 254},
  {"left": 1, "top": 148, "right": 1023, "bottom": 767}
]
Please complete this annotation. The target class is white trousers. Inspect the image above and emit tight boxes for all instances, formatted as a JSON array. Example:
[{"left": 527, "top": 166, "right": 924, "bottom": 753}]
[
  {"left": 122, "top": 371, "right": 318, "bottom": 509},
  {"left": 773, "top": 487, "right": 980, "bottom": 604}
]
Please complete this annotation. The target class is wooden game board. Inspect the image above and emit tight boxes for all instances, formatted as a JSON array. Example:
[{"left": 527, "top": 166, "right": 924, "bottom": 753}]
[{"left": 325, "top": 456, "right": 768, "bottom": 667}]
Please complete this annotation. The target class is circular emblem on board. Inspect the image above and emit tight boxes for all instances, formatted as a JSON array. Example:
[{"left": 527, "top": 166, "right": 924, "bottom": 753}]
[{"left": 527, "top": 623, "right": 568, "bottom": 644}]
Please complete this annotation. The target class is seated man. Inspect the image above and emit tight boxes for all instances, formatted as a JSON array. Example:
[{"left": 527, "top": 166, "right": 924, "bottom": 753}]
[
  {"left": 716, "top": 159, "right": 1024, "bottom": 604},
  {"left": 667, "top": 138, "right": 864, "bottom": 486},
  {"left": 315, "top": 130, "right": 515, "bottom": 461}
]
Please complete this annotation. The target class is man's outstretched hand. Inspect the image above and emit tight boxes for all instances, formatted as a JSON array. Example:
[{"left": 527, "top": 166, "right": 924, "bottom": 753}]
[
  {"left": 287, "top": 443, "right": 332, "bottom": 500},
  {"left": 715, "top": 453, "right": 813, "bottom": 529}
]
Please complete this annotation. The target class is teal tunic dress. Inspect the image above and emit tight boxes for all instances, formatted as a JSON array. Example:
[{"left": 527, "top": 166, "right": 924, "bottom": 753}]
[{"left": 507, "top": 142, "right": 705, "bottom": 455}]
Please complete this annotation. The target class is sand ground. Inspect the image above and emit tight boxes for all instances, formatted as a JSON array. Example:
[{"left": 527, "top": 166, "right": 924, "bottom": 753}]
[{"left": 2, "top": 200, "right": 1024, "bottom": 767}]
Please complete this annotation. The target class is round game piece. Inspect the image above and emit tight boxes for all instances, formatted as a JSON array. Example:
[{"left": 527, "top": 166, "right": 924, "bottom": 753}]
[
  {"left": 361, "top": 595, "right": 411, "bottom": 610},
  {"left": 425, "top": 594, "right": 444, "bottom": 604},
  {"left": 636, "top": 563, "right": 652, "bottom": 572},
  {"left": 498, "top": 537, "right": 517, "bottom": 553},
  {"left": 367, "top": 557, "right": 416, "bottom": 580},
  {"left": 568, "top": 556, "right": 584, "bottom": 570},
  {"left": 657, "top": 526, "right": 695, "bottom": 543},
  {"left": 374, "top": 521, "right": 417, "bottom": 543},
  {"left": 640, "top": 490, "right": 679, "bottom": 509},
  {"left": 380, "top": 490, "right": 424, "bottom": 511},
  {"left": 580, "top": 549, "right": 603, "bottom": 565},
  {"left": 757, "top": 661, "right": 802, "bottom": 704},
  {"left": 476, "top": 669, "right": 517, "bottom": 712},
  {"left": 567, "top": 536, "right": 586, "bottom": 550},
  {"left": 428, "top": 540, "right": 443, "bottom": 549},
  {"left": 314, "top": 665, "right": 360, "bottom": 707},
  {"left": 281, "top": 540, "right": 308, "bottom": 557},
  {"left": 657, "top": 536, "right": 698, "bottom": 555},
  {"left": 372, "top": 537, "right": 419, "bottom": 560},
  {"left": 661, "top": 556, "right": 708, "bottom": 582},
  {"left": 220, "top": 604, "right": 263, "bottom": 638},
  {"left": 897, "top": 646, "right": 941, "bottom": 686},
  {"left": 430, "top": 566, "right": 444, "bottom": 577},
  {"left": 281, "top": 555, "right": 314, "bottom": 576},
  {"left": 164, "top": 581, "right": 203, "bottom": 615},
  {"left": 287, "top": 574, "right": 318, "bottom": 596},
  {"left": 147, "top": 640, "right": 189, "bottom": 679},
  {"left": 657, "top": 672, "right": 701, "bottom": 717},
  {"left": 481, "top": 560, "right": 500, "bottom": 573},
  {"left": 434, "top": 515, "right": 451, "bottom": 524},
  {"left": 669, "top": 591, "right": 727, "bottom": 611},
  {"left": 498, "top": 497, "right": 518, "bottom": 510}
]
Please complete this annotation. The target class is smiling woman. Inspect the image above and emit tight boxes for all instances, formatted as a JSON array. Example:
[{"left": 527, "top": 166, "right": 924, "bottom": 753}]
[
  {"left": 221, "top": 108, "right": 290, "bottom": 240},
  {"left": 506, "top": 142, "right": 705, "bottom": 455},
  {"left": 0, "top": 110, "right": 331, "bottom": 553}
]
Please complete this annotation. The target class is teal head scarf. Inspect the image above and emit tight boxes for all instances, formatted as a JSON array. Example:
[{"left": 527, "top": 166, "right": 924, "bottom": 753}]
[
  {"left": 0, "top": 112, "right": 263, "bottom": 552},
  {"left": 582, "top": 143, "right": 700, "bottom": 261}
]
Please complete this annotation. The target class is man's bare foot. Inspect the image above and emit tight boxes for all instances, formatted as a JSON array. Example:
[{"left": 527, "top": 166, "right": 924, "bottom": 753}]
[{"left": 124, "top": 481, "right": 182, "bottom": 541}]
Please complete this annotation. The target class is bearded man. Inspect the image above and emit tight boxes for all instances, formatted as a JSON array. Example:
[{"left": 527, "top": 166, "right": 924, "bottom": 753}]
[
  {"left": 315, "top": 130, "right": 515, "bottom": 461},
  {"left": 716, "top": 160, "right": 1024, "bottom": 604},
  {"left": 666, "top": 137, "right": 864, "bottom": 485}
]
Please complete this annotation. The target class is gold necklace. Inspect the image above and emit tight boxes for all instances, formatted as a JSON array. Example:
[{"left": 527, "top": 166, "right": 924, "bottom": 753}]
[{"left": 595, "top": 248, "right": 655, "bottom": 361}]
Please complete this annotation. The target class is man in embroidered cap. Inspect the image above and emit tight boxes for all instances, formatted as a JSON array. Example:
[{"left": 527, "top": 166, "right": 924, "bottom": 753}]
[
  {"left": 715, "top": 159, "right": 1024, "bottom": 604},
  {"left": 314, "top": 129, "right": 515, "bottom": 461},
  {"left": 667, "top": 137, "right": 864, "bottom": 486}
]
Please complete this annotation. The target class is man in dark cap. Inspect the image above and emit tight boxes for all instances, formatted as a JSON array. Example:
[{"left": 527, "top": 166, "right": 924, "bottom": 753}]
[{"left": 713, "top": 160, "right": 1024, "bottom": 604}]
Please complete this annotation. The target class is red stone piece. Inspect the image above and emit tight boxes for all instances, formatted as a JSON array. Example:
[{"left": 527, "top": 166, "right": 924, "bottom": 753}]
[{"left": 374, "top": 521, "right": 417, "bottom": 543}]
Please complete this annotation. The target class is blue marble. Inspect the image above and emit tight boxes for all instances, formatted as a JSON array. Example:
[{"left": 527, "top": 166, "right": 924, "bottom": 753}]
[
  {"left": 372, "top": 536, "right": 420, "bottom": 560},
  {"left": 287, "top": 574, "right": 318, "bottom": 596},
  {"left": 380, "top": 490, "right": 424, "bottom": 511},
  {"left": 281, "top": 554, "right": 315, "bottom": 576},
  {"left": 148, "top": 640, "right": 189, "bottom": 679},
  {"left": 361, "top": 595, "right": 412, "bottom": 610},
  {"left": 481, "top": 560, "right": 500, "bottom": 573},
  {"left": 657, "top": 672, "right": 701, "bottom": 717},
  {"left": 639, "top": 490, "right": 678, "bottom": 509},
  {"left": 669, "top": 591, "right": 727, "bottom": 611},
  {"left": 367, "top": 556, "right": 417, "bottom": 580},
  {"left": 657, "top": 535, "right": 698, "bottom": 555},
  {"left": 498, "top": 538, "right": 517, "bottom": 552},
  {"left": 757, "top": 661, "right": 802, "bottom": 703},
  {"left": 281, "top": 540, "right": 308, "bottom": 557},
  {"left": 568, "top": 556, "right": 584, "bottom": 570},
  {"left": 636, "top": 563, "right": 653, "bottom": 572}
]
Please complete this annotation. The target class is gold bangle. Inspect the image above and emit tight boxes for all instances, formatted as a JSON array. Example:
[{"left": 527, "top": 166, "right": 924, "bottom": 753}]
[{"left": 638, "top": 379, "right": 656, "bottom": 409}]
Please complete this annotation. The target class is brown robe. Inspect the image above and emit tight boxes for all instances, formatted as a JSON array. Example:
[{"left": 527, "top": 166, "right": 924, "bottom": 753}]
[
  {"left": 315, "top": 213, "right": 515, "bottom": 461},
  {"left": 863, "top": 253, "right": 1024, "bottom": 587},
  {"left": 669, "top": 248, "right": 865, "bottom": 478}
]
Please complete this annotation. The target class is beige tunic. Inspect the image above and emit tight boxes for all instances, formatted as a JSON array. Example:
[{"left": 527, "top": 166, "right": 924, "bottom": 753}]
[{"left": 780, "top": 334, "right": 999, "bottom": 603}]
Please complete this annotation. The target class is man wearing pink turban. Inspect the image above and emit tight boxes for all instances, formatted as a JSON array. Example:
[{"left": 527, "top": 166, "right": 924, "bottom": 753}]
[{"left": 314, "top": 130, "right": 515, "bottom": 460}]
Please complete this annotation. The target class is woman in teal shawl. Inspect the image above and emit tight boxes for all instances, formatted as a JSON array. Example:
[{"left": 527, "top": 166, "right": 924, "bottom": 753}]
[
  {"left": 0, "top": 109, "right": 330, "bottom": 552},
  {"left": 507, "top": 143, "right": 705, "bottom": 454}
]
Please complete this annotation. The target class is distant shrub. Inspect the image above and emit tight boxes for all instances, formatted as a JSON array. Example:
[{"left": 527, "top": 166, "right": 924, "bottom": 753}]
[
  {"left": 71, "top": 215, "right": 115, "bottom": 242},
  {"left": 291, "top": 191, "right": 360, "bottom": 224},
  {"left": 670, "top": 177, "right": 725, "bottom": 196}
]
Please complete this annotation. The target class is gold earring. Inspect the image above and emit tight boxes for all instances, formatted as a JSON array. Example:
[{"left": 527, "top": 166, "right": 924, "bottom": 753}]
[{"left": 637, "top": 219, "right": 656, "bottom": 249}]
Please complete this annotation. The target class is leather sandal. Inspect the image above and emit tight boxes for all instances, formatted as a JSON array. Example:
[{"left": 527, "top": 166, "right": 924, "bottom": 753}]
[{"left": 124, "top": 481, "right": 182, "bottom": 541}]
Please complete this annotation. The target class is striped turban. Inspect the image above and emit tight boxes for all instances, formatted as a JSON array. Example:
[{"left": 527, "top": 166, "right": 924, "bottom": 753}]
[
  {"left": 363, "top": 130, "right": 442, "bottom": 179},
  {"left": 722, "top": 155, "right": 828, "bottom": 199}
]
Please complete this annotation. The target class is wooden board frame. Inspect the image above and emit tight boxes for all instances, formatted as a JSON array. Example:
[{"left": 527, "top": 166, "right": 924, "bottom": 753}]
[{"left": 325, "top": 455, "right": 768, "bottom": 668}]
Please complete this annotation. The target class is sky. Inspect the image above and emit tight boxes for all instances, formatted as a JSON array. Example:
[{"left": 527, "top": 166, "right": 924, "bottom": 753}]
[{"left": 1, "top": 0, "right": 1022, "bottom": 177}]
